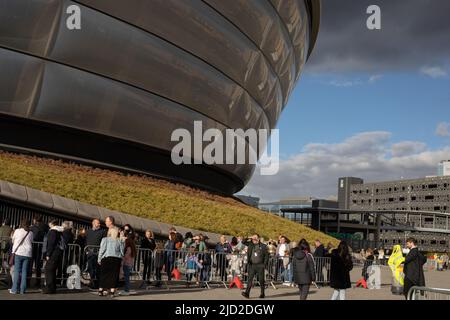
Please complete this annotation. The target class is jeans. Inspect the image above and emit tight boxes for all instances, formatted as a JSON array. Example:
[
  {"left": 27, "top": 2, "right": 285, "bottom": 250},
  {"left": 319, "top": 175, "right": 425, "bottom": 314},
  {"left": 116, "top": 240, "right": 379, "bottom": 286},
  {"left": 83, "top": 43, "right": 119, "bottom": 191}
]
[
  {"left": 286, "top": 264, "right": 293, "bottom": 283},
  {"left": 201, "top": 265, "right": 211, "bottom": 286},
  {"left": 12, "top": 255, "right": 30, "bottom": 294},
  {"left": 331, "top": 289, "right": 346, "bottom": 300},
  {"left": 123, "top": 265, "right": 132, "bottom": 292},
  {"left": 166, "top": 259, "right": 174, "bottom": 280}
]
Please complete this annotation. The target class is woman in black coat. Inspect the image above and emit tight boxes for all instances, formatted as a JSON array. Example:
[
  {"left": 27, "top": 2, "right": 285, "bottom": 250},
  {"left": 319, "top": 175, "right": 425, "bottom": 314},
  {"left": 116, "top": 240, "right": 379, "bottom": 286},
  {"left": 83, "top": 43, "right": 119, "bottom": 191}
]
[
  {"left": 330, "top": 241, "right": 353, "bottom": 300},
  {"left": 292, "top": 239, "right": 316, "bottom": 300},
  {"left": 140, "top": 230, "right": 156, "bottom": 283}
]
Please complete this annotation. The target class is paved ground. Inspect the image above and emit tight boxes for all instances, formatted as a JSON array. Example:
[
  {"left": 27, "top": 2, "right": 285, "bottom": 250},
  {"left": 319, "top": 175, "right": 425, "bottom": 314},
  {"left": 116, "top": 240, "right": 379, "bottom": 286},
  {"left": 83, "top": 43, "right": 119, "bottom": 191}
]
[{"left": 1, "top": 267, "right": 448, "bottom": 300}]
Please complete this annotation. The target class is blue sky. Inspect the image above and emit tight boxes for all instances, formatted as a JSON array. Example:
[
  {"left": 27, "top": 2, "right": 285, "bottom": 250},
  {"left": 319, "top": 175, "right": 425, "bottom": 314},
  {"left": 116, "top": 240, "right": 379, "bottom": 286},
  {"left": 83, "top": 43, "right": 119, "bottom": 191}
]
[{"left": 277, "top": 71, "right": 450, "bottom": 159}]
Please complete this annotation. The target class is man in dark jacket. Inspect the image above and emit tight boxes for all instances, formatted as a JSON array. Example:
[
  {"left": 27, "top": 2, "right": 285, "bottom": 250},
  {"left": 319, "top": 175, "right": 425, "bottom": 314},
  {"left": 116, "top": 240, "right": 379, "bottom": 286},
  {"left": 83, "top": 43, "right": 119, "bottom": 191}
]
[
  {"left": 85, "top": 218, "right": 106, "bottom": 289},
  {"left": 313, "top": 239, "right": 326, "bottom": 284},
  {"left": 403, "top": 237, "right": 426, "bottom": 299},
  {"left": 29, "top": 216, "right": 49, "bottom": 288},
  {"left": 242, "top": 234, "right": 269, "bottom": 299},
  {"left": 313, "top": 240, "right": 326, "bottom": 258},
  {"left": 43, "top": 220, "right": 65, "bottom": 294}
]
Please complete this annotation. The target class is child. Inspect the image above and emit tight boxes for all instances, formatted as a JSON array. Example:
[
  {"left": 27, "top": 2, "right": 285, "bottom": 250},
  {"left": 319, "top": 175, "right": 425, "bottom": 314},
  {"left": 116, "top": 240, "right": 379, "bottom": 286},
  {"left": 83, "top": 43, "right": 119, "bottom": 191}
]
[{"left": 185, "top": 247, "right": 202, "bottom": 284}]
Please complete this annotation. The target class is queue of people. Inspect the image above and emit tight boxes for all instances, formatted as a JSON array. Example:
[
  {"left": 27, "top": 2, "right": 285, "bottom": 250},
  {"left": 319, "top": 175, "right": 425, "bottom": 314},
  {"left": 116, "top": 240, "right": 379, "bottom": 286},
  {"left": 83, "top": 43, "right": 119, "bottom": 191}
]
[
  {"left": 0, "top": 216, "right": 138, "bottom": 296},
  {"left": 0, "top": 216, "right": 436, "bottom": 300}
]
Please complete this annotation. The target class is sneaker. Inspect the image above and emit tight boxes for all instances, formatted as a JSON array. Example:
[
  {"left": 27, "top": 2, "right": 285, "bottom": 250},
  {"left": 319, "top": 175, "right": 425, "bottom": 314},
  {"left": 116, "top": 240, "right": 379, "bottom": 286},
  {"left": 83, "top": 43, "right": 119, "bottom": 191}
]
[
  {"left": 118, "top": 290, "right": 130, "bottom": 296},
  {"left": 282, "top": 282, "right": 290, "bottom": 286},
  {"left": 241, "top": 292, "right": 250, "bottom": 299},
  {"left": 8, "top": 289, "right": 16, "bottom": 295}
]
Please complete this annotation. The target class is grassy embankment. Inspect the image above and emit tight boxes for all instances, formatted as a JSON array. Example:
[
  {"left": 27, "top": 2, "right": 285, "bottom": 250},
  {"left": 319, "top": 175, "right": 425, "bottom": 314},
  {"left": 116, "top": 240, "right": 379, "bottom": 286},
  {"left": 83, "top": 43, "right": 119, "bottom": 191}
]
[{"left": 0, "top": 151, "right": 339, "bottom": 245}]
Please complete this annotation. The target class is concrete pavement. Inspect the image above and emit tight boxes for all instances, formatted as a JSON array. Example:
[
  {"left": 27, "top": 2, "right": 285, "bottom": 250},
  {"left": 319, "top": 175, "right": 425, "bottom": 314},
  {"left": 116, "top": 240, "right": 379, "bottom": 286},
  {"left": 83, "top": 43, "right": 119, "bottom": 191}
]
[{"left": 0, "top": 267, "right": 448, "bottom": 300}]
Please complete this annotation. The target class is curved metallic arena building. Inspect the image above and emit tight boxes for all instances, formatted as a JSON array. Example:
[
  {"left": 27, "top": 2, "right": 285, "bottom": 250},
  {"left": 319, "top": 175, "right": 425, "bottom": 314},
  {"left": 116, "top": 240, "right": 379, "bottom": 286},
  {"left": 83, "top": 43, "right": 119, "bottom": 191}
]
[{"left": 0, "top": 0, "right": 320, "bottom": 194}]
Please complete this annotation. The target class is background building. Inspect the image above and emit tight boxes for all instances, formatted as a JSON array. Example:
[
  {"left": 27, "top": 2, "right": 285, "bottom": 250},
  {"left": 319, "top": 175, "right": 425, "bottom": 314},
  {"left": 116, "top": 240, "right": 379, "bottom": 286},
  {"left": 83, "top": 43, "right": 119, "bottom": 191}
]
[
  {"left": 259, "top": 197, "right": 317, "bottom": 224},
  {"left": 235, "top": 195, "right": 260, "bottom": 208},
  {"left": 281, "top": 171, "right": 450, "bottom": 251},
  {"left": 0, "top": 0, "right": 320, "bottom": 195},
  {"left": 338, "top": 177, "right": 364, "bottom": 210},
  {"left": 438, "top": 160, "right": 450, "bottom": 176},
  {"left": 344, "top": 176, "right": 450, "bottom": 213}
]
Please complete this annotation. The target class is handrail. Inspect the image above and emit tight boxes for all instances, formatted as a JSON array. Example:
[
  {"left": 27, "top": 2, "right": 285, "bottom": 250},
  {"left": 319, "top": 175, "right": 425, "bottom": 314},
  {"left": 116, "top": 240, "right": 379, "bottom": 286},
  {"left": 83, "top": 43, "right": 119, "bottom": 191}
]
[{"left": 407, "top": 286, "right": 450, "bottom": 300}]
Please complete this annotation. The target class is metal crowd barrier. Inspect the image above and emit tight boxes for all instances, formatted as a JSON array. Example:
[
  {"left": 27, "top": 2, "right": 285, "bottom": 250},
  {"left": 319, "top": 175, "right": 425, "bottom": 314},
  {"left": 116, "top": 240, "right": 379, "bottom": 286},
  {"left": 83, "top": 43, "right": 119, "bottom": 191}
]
[
  {"left": 407, "top": 286, "right": 450, "bottom": 300},
  {"left": 1, "top": 237, "right": 9, "bottom": 280},
  {"left": 266, "top": 255, "right": 331, "bottom": 288},
  {"left": 2, "top": 239, "right": 334, "bottom": 291},
  {"left": 132, "top": 249, "right": 331, "bottom": 290},
  {"left": 424, "top": 258, "right": 437, "bottom": 271},
  {"left": 0, "top": 238, "right": 82, "bottom": 288}
]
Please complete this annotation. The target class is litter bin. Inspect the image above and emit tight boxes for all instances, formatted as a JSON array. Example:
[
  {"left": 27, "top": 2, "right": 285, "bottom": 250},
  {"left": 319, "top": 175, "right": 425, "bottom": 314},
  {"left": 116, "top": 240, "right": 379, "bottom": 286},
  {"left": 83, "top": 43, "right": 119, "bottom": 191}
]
[{"left": 391, "top": 274, "right": 404, "bottom": 295}]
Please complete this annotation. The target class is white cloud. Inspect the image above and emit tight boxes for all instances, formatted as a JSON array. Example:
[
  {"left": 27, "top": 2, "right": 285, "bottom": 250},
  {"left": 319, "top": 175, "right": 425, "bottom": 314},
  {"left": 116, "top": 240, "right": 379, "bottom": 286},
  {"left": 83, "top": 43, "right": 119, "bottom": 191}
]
[
  {"left": 420, "top": 66, "right": 448, "bottom": 78},
  {"left": 239, "top": 132, "right": 450, "bottom": 202},
  {"left": 325, "top": 74, "right": 382, "bottom": 87},
  {"left": 391, "top": 141, "right": 426, "bottom": 157},
  {"left": 369, "top": 74, "right": 383, "bottom": 83},
  {"left": 328, "top": 79, "right": 363, "bottom": 87},
  {"left": 436, "top": 122, "right": 450, "bottom": 137}
]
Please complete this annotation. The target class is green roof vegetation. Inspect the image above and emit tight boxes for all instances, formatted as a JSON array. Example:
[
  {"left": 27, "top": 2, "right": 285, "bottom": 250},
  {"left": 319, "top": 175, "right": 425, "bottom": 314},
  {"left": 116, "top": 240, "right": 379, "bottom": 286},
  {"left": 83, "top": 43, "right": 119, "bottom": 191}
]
[{"left": 0, "top": 151, "right": 339, "bottom": 246}]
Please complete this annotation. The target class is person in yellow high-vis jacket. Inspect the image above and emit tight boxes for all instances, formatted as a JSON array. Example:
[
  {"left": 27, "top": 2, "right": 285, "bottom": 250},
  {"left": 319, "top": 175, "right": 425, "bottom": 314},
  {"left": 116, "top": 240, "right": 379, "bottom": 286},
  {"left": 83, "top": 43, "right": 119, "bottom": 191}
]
[{"left": 388, "top": 244, "right": 405, "bottom": 289}]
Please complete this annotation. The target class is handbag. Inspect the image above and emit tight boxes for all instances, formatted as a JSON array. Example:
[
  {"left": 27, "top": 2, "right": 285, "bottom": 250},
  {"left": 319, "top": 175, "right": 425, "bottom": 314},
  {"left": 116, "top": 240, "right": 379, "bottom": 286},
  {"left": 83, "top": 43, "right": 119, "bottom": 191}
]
[{"left": 9, "top": 231, "right": 30, "bottom": 267}]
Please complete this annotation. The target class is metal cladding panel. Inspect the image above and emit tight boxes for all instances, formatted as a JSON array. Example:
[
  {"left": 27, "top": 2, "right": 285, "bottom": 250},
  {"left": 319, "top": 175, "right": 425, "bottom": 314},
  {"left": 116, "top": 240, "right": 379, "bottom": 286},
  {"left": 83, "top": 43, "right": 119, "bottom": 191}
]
[
  {"left": 0, "top": 0, "right": 61, "bottom": 56},
  {"left": 0, "top": 48, "right": 45, "bottom": 116},
  {"left": 0, "top": 181, "right": 28, "bottom": 202},
  {"left": 51, "top": 194, "right": 78, "bottom": 215},
  {"left": 76, "top": 201, "right": 100, "bottom": 220},
  {"left": 25, "top": 57, "right": 253, "bottom": 181},
  {"left": 135, "top": 216, "right": 161, "bottom": 236},
  {"left": 0, "top": 0, "right": 318, "bottom": 194},
  {"left": 78, "top": 0, "right": 280, "bottom": 119},
  {"left": 26, "top": 187, "right": 54, "bottom": 209},
  {"left": 97, "top": 207, "right": 125, "bottom": 227},
  {"left": 49, "top": 2, "right": 266, "bottom": 131},
  {"left": 270, "top": 0, "right": 310, "bottom": 81},
  {"left": 203, "top": 0, "right": 296, "bottom": 105}
]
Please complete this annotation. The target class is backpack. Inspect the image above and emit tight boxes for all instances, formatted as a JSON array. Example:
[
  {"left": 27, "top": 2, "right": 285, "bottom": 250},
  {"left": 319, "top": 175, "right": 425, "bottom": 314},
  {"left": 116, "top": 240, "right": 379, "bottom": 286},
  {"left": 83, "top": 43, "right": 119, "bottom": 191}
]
[
  {"left": 44, "top": 231, "right": 66, "bottom": 255},
  {"left": 200, "top": 252, "right": 212, "bottom": 266}
]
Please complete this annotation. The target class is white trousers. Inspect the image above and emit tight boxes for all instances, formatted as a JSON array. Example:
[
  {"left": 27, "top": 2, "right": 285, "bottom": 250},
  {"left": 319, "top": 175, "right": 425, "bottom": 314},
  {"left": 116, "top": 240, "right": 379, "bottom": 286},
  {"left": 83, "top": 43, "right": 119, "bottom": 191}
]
[{"left": 331, "top": 289, "right": 346, "bottom": 300}]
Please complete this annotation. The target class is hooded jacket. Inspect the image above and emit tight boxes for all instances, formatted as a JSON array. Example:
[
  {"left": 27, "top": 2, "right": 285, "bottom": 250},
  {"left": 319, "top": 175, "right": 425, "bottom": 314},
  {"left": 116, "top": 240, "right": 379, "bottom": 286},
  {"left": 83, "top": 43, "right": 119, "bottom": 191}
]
[
  {"left": 45, "top": 226, "right": 64, "bottom": 259},
  {"left": 292, "top": 247, "right": 316, "bottom": 285}
]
